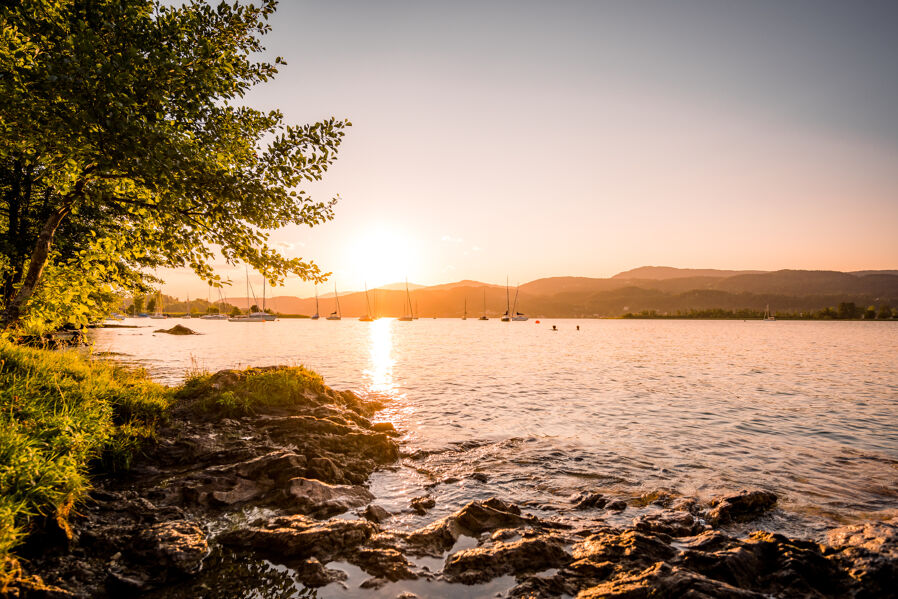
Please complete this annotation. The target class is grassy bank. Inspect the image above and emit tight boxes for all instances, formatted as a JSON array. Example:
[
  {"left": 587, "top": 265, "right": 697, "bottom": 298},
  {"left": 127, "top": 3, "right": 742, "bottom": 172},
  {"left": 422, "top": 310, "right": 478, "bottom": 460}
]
[{"left": 0, "top": 340, "right": 170, "bottom": 584}]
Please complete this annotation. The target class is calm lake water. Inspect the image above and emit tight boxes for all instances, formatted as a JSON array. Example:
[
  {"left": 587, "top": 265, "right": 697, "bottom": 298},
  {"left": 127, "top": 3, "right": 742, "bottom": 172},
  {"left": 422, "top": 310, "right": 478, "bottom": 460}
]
[{"left": 90, "top": 318, "right": 898, "bottom": 540}]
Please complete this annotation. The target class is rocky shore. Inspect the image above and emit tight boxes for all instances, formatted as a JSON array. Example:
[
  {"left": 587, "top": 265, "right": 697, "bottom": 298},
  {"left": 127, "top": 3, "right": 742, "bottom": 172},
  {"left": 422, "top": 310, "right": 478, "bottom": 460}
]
[{"left": 5, "top": 367, "right": 897, "bottom": 598}]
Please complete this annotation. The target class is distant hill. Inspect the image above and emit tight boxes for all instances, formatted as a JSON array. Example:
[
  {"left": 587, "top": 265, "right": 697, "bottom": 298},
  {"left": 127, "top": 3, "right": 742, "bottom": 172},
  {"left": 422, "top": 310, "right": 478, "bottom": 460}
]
[
  {"left": 218, "top": 268, "right": 898, "bottom": 317},
  {"left": 612, "top": 266, "right": 767, "bottom": 280}
]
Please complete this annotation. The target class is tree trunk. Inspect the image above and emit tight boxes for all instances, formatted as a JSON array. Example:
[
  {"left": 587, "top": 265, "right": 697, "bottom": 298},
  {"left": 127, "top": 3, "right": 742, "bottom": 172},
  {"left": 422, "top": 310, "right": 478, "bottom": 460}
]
[{"left": 1, "top": 203, "right": 72, "bottom": 329}]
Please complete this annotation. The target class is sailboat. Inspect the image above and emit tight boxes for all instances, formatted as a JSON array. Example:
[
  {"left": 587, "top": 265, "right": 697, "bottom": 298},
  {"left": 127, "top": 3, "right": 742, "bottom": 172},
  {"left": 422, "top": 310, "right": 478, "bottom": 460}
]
[
  {"left": 479, "top": 288, "right": 489, "bottom": 320},
  {"left": 501, "top": 277, "right": 511, "bottom": 321},
  {"left": 250, "top": 278, "right": 277, "bottom": 321},
  {"left": 149, "top": 289, "right": 167, "bottom": 319},
  {"left": 511, "top": 285, "right": 528, "bottom": 321},
  {"left": 183, "top": 294, "right": 192, "bottom": 318},
  {"left": 326, "top": 282, "right": 342, "bottom": 320},
  {"left": 462, "top": 297, "right": 467, "bottom": 320},
  {"left": 229, "top": 267, "right": 267, "bottom": 322},
  {"left": 399, "top": 279, "right": 414, "bottom": 321},
  {"left": 202, "top": 285, "right": 228, "bottom": 319},
  {"left": 359, "top": 283, "right": 374, "bottom": 321},
  {"left": 763, "top": 304, "right": 776, "bottom": 321},
  {"left": 311, "top": 286, "right": 320, "bottom": 320}
]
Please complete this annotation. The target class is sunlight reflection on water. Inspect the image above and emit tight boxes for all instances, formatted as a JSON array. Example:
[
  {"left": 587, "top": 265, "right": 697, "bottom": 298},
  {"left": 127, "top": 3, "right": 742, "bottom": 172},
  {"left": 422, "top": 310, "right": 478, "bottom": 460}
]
[{"left": 90, "top": 318, "right": 898, "bottom": 538}]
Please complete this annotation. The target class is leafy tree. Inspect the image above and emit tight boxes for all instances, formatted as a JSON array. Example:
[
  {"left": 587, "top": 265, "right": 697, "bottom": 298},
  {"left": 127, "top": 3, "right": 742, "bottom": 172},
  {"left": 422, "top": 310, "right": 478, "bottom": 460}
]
[
  {"left": 132, "top": 295, "right": 145, "bottom": 315},
  {"left": 864, "top": 306, "right": 877, "bottom": 320},
  {"left": 837, "top": 302, "right": 858, "bottom": 319},
  {"left": 249, "top": 304, "right": 260, "bottom": 314},
  {"left": 878, "top": 304, "right": 892, "bottom": 319},
  {"left": 229, "top": 306, "right": 242, "bottom": 317},
  {"left": 146, "top": 297, "right": 157, "bottom": 314},
  {"left": 0, "top": 0, "right": 348, "bottom": 331}
]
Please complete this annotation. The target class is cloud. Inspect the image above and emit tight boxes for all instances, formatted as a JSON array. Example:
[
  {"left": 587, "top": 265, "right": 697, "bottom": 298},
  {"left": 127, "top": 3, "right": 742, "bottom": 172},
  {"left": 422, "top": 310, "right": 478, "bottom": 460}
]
[
  {"left": 441, "top": 235, "right": 464, "bottom": 244},
  {"left": 471, "top": 245, "right": 482, "bottom": 252}
]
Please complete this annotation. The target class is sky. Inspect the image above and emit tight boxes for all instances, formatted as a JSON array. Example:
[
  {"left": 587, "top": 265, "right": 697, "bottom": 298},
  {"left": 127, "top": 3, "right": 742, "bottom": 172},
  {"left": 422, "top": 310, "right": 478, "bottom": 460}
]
[{"left": 163, "top": 0, "right": 898, "bottom": 299}]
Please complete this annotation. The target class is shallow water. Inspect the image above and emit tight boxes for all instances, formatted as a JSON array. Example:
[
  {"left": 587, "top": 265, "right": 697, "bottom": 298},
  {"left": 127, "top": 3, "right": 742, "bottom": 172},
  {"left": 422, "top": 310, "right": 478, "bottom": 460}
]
[{"left": 91, "top": 318, "right": 898, "bottom": 539}]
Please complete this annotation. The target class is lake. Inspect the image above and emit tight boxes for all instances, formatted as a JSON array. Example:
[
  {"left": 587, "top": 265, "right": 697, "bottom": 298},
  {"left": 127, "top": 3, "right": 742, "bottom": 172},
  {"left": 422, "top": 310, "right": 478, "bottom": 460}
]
[{"left": 90, "top": 318, "right": 898, "bottom": 539}]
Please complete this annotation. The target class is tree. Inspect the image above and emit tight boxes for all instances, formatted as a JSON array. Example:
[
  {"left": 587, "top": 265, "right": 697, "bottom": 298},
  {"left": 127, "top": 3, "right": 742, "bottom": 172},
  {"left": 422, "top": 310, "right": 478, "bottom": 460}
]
[
  {"left": 837, "top": 302, "right": 858, "bottom": 319},
  {"left": 229, "top": 306, "right": 242, "bottom": 317},
  {"left": 132, "top": 295, "right": 145, "bottom": 315},
  {"left": 0, "top": 1, "right": 348, "bottom": 331},
  {"left": 878, "top": 304, "right": 892, "bottom": 320},
  {"left": 249, "top": 304, "right": 260, "bottom": 314},
  {"left": 863, "top": 306, "right": 877, "bottom": 320}
]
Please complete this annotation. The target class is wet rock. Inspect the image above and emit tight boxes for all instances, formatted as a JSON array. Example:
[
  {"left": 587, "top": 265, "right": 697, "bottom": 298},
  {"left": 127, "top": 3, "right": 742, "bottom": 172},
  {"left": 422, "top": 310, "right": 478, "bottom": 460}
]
[
  {"left": 218, "top": 514, "right": 375, "bottom": 563},
  {"left": 573, "top": 528, "right": 676, "bottom": 569},
  {"left": 577, "top": 561, "right": 767, "bottom": 598},
  {"left": 682, "top": 530, "right": 851, "bottom": 597},
  {"left": 284, "top": 477, "right": 374, "bottom": 517},
  {"left": 370, "top": 421, "right": 398, "bottom": 435},
  {"left": 348, "top": 546, "right": 417, "bottom": 581},
  {"left": 362, "top": 504, "right": 392, "bottom": 524},
  {"left": 404, "top": 498, "right": 542, "bottom": 556},
  {"left": 410, "top": 496, "right": 436, "bottom": 515},
  {"left": 470, "top": 472, "right": 489, "bottom": 483},
  {"left": 826, "top": 518, "right": 898, "bottom": 595},
  {"left": 294, "top": 557, "right": 348, "bottom": 587},
  {"left": 633, "top": 509, "right": 707, "bottom": 537},
  {"left": 605, "top": 500, "right": 627, "bottom": 512},
  {"left": 136, "top": 520, "right": 209, "bottom": 576},
  {"left": 444, "top": 535, "right": 571, "bottom": 584},
  {"left": 706, "top": 490, "right": 777, "bottom": 526},
  {"left": 573, "top": 492, "right": 607, "bottom": 510}
]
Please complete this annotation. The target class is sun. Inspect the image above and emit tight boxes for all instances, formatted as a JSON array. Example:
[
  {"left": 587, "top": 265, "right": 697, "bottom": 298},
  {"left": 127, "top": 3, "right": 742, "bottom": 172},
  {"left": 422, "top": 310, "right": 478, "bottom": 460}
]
[{"left": 347, "top": 226, "right": 416, "bottom": 288}]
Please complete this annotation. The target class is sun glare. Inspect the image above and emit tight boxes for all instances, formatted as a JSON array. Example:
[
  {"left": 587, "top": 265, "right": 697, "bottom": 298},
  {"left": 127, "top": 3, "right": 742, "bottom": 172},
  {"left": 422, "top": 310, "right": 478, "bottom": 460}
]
[{"left": 346, "top": 226, "right": 416, "bottom": 288}]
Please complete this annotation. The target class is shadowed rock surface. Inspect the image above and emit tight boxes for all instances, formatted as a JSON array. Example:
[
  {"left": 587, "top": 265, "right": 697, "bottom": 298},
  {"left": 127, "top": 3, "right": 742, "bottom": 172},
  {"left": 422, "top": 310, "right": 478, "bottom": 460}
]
[{"left": 6, "top": 367, "right": 897, "bottom": 599}]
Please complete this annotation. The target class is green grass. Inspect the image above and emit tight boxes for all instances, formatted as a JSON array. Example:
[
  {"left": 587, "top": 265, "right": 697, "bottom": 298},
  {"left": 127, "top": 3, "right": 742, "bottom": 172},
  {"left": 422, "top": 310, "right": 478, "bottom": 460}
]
[
  {"left": 0, "top": 340, "right": 170, "bottom": 585},
  {"left": 176, "top": 365, "right": 326, "bottom": 417}
]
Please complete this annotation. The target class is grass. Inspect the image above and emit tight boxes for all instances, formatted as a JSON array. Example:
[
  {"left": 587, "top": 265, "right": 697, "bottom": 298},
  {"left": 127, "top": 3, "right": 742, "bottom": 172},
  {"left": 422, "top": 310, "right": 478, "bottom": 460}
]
[
  {"left": 176, "top": 365, "right": 326, "bottom": 417},
  {"left": 0, "top": 340, "right": 170, "bottom": 586}
]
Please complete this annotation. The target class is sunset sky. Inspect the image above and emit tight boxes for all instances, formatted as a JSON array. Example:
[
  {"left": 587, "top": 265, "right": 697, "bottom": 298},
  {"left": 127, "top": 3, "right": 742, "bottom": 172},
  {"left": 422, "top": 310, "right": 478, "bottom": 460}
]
[{"left": 164, "top": 0, "right": 898, "bottom": 299}]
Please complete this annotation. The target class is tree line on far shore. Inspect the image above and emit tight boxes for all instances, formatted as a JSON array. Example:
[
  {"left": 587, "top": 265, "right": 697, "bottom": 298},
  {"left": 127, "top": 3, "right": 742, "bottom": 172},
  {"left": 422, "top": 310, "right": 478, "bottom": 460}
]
[{"left": 622, "top": 302, "right": 896, "bottom": 320}]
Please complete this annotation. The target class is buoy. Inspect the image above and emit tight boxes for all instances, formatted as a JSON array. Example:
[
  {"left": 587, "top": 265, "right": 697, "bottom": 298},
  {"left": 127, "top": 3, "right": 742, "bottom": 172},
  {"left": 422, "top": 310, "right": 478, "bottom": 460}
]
[{"left": 535, "top": 320, "right": 540, "bottom": 324}]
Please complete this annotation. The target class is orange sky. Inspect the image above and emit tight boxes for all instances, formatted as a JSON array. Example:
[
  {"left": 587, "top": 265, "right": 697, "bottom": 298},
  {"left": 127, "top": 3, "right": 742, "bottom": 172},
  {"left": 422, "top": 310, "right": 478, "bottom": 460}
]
[{"left": 162, "top": 1, "right": 898, "bottom": 299}]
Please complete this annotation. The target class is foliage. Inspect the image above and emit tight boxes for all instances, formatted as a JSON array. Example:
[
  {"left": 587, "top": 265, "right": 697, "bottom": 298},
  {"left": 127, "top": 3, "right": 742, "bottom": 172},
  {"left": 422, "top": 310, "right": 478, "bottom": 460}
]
[
  {"left": 0, "top": 0, "right": 349, "bottom": 332},
  {"left": 176, "top": 366, "right": 325, "bottom": 417},
  {"left": 0, "top": 340, "right": 170, "bottom": 582}
]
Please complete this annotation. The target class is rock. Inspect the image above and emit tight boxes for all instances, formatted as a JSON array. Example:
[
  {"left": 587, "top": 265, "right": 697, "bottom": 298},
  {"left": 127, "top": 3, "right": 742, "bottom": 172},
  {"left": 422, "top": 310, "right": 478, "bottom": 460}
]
[
  {"left": 470, "top": 472, "right": 489, "bottom": 483},
  {"left": 573, "top": 528, "right": 676, "bottom": 568},
  {"left": 573, "top": 492, "right": 607, "bottom": 510},
  {"left": 605, "top": 500, "right": 627, "bottom": 512},
  {"left": 284, "top": 477, "right": 374, "bottom": 517},
  {"left": 826, "top": 518, "right": 898, "bottom": 595},
  {"left": 370, "top": 421, "right": 398, "bottom": 435},
  {"left": 362, "top": 504, "right": 392, "bottom": 524},
  {"left": 404, "top": 498, "right": 541, "bottom": 556},
  {"left": 444, "top": 535, "right": 571, "bottom": 584},
  {"left": 348, "top": 547, "right": 417, "bottom": 581},
  {"left": 218, "top": 514, "right": 376, "bottom": 563},
  {"left": 294, "top": 557, "right": 348, "bottom": 587},
  {"left": 633, "top": 509, "right": 707, "bottom": 537},
  {"left": 706, "top": 490, "right": 777, "bottom": 526},
  {"left": 454, "top": 497, "right": 538, "bottom": 533},
  {"left": 136, "top": 520, "right": 209, "bottom": 576},
  {"left": 410, "top": 496, "right": 436, "bottom": 515},
  {"left": 153, "top": 324, "right": 198, "bottom": 335},
  {"left": 576, "top": 561, "right": 767, "bottom": 598}
]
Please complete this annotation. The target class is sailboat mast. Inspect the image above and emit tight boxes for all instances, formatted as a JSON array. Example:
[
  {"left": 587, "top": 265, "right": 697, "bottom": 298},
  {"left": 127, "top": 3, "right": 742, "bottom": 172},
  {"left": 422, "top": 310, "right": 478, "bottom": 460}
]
[
  {"left": 335, "top": 283, "right": 341, "bottom": 316},
  {"left": 365, "top": 283, "right": 372, "bottom": 316},
  {"left": 505, "top": 276, "right": 510, "bottom": 315}
]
